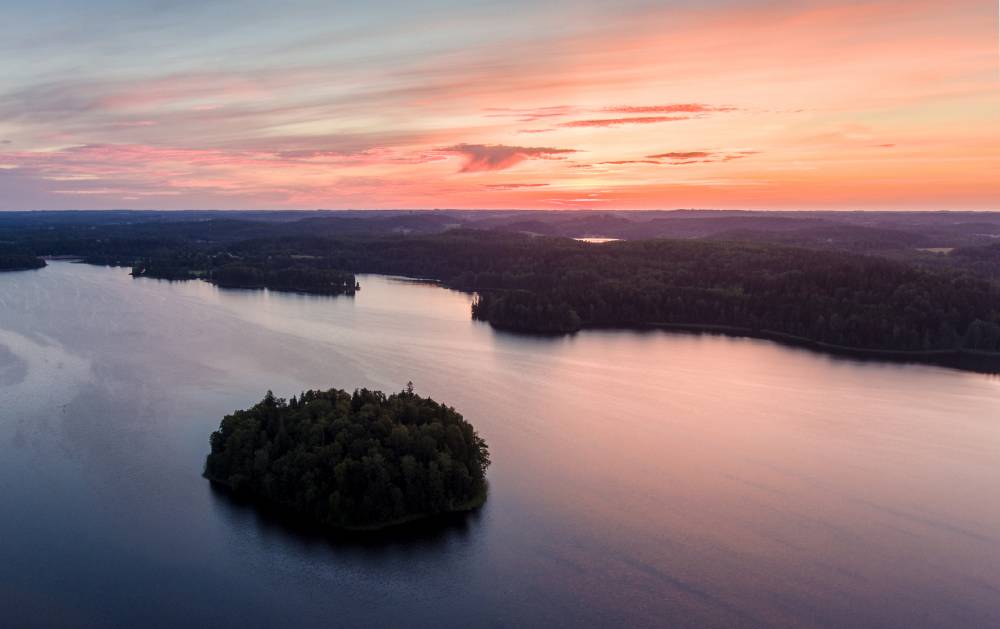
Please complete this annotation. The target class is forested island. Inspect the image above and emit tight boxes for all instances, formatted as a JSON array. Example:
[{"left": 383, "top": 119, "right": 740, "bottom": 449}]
[
  {"left": 131, "top": 258, "right": 357, "bottom": 295},
  {"left": 204, "top": 385, "right": 490, "bottom": 531},
  {"left": 0, "top": 252, "right": 46, "bottom": 272},
  {"left": 6, "top": 210, "right": 1000, "bottom": 365}
]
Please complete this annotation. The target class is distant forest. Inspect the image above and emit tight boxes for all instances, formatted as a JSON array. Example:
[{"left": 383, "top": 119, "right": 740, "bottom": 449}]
[
  {"left": 0, "top": 252, "right": 45, "bottom": 272},
  {"left": 4, "top": 210, "right": 1000, "bottom": 360},
  {"left": 263, "top": 232, "right": 1000, "bottom": 353}
]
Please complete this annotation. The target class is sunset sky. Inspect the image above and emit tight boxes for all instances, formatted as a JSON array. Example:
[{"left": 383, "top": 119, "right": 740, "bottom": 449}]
[{"left": 1, "top": 0, "right": 997, "bottom": 211}]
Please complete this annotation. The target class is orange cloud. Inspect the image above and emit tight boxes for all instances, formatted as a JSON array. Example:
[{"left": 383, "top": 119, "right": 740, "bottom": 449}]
[
  {"left": 647, "top": 151, "right": 713, "bottom": 160},
  {"left": 2, "top": 0, "right": 996, "bottom": 210},
  {"left": 603, "top": 104, "right": 736, "bottom": 114},
  {"left": 597, "top": 160, "right": 661, "bottom": 165},
  {"left": 559, "top": 116, "right": 691, "bottom": 128},
  {"left": 483, "top": 183, "right": 550, "bottom": 190},
  {"left": 440, "top": 144, "right": 577, "bottom": 172},
  {"left": 484, "top": 106, "right": 576, "bottom": 122},
  {"left": 645, "top": 150, "right": 759, "bottom": 165}
]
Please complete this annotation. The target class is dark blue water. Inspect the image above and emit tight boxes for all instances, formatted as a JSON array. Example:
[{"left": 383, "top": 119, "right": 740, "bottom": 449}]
[{"left": 1, "top": 262, "right": 998, "bottom": 628}]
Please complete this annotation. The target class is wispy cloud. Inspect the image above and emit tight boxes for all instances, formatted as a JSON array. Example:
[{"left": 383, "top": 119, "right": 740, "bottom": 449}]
[
  {"left": 553, "top": 103, "right": 736, "bottom": 129},
  {"left": 646, "top": 150, "right": 759, "bottom": 164},
  {"left": 603, "top": 104, "right": 736, "bottom": 114},
  {"left": 559, "top": 116, "right": 691, "bottom": 128},
  {"left": 483, "top": 183, "right": 550, "bottom": 190},
  {"left": 647, "top": 151, "right": 714, "bottom": 160},
  {"left": 0, "top": 0, "right": 995, "bottom": 210},
  {"left": 440, "top": 144, "right": 576, "bottom": 172},
  {"left": 484, "top": 106, "right": 576, "bottom": 122},
  {"left": 596, "top": 159, "right": 661, "bottom": 165}
]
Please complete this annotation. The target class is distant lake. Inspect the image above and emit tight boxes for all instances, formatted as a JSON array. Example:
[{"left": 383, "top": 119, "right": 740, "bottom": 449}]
[
  {"left": 1, "top": 262, "right": 999, "bottom": 628},
  {"left": 574, "top": 237, "right": 621, "bottom": 243}
]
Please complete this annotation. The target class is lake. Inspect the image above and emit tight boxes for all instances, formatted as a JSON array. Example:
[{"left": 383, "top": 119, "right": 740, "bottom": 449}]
[{"left": 1, "top": 261, "right": 998, "bottom": 628}]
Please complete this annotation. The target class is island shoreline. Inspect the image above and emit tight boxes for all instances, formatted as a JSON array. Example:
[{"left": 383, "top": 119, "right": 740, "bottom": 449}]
[{"left": 203, "top": 473, "right": 489, "bottom": 533}]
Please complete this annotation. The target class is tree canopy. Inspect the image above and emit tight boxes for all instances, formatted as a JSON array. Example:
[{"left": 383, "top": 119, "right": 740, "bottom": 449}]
[
  {"left": 204, "top": 386, "right": 490, "bottom": 531},
  {"left": 0, "top": 251, "right": 45, "bottom": 272},
  {"left": 6, "top": 211, "right": 1000, "bottom": 361}
]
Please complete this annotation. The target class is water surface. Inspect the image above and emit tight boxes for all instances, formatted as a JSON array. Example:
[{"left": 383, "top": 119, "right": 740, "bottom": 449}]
[{"left": 1, "top": 262, "right": 998, "bottom": 628}]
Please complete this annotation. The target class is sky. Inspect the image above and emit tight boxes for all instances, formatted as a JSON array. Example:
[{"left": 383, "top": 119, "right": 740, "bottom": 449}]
[{"left": 0, "top": 0, "right": 997, "bottom": 211}]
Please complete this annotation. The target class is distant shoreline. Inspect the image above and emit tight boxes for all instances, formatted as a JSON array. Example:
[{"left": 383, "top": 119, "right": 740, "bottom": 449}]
[
  {"left": 0, "top": 265, "right": 46, "bottom": 273},
  {"left": 634, "top": 322, "right": 1000, "bottom": 371},
  {"left": 0, "top": 259, "right": 47, "bottom": 273},
  {"left": 41, "top": 260, "right": 1000, "bottom": 373}
]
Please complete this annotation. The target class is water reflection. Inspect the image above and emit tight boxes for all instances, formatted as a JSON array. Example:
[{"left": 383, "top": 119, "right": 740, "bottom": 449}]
[
  {"left": 1, "top": 262, "right": 998, "bottom": 629},
  {"left": 207, "top": 482, "right": 485, "bottom": 549}
]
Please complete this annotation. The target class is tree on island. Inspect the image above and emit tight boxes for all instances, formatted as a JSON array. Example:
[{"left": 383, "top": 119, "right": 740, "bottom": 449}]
[{"left": 204, "top": 386, "right": 490, "bottom": 531}]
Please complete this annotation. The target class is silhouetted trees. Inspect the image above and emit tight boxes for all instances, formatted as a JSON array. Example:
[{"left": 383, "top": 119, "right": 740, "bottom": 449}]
[
  {"left": 130, "top": 257, "right": 357, "bottom": 295},
  {"left": 204, "top": 386, "right": 490, "bottom": 530},
  {"left": 0, "top": 252, "right": 45, "bottom": 271},
  {"left": 210, "top": 264, "right": 356, "bottom": 294},
  {"left": 7, "top": 213, "right": 1000, "bottom": 356},
  {"left": 319, "top": 232, "right": 1000, "bottom": 353}
]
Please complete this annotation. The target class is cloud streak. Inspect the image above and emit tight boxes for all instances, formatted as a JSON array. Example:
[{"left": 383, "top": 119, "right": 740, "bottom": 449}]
[
  {"left": 559, "top": 116, "right": 692, "bottom": 128},
  {"left": 440, "top": 144, "right": 576, "bottom": 172},
  {"left": 647, "top": 150, "right": 759, "bottom": 164},
  {"left": 603, "top": 104, "right": 736, "bottom": 114},
  {"left": 483, "top": 183, "right": 550, "bottom": 190},
  {"left": 0, "top": 0, "right": 995, "bottom": 210}
]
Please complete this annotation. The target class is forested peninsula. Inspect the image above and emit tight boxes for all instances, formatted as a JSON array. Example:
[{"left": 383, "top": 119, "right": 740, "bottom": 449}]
[
  {"left": 233, "top": 231, "right": 1000, "bottom": 356},
  {"left": 6, "top": 211, "right": 1000, "bottom": 365},
  {"left": 204, "top": 386, "right": 490, "bottom": 531},
  {"left": 0, "top": 252, "right": 46, "bottom": 272},
  {"left": 131, "top": 257, "right": 357, "bottom": 295}
]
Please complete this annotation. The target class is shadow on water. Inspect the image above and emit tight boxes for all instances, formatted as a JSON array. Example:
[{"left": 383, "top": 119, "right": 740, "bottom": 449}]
[
  {"left": 487, "top": 325, "right": 580, "bottom": 345},
  {"left": 499, "top": 321, "right": 1000, "bottom": 376},
  {"left": 212, "top": 285, "right": 357, "bottom": 300},
  {"left": 131, "top": 275, "right": 358, "bottom": 301},
  {"left": 206, "top": 481, "right": 484, "bottom": 552},
  {"left": 382, "top": 276, "right": 443, "bottom": 287},
  {"left": 0, "top": 266, "right": 47, "bottom": 274}
]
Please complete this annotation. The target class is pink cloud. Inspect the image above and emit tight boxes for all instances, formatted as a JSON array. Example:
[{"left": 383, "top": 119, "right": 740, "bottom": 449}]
[
  {"left": 571, "top": 150, "right": 761, "bottom": 169},
  {"left": 559, "top": 116, "right": 691, "bottom": 128},
  {"left": 440, "top": 144, "right": 576, "bottom": 172},
  {"left": 597, "top": 159, "right": 661, "bottom": 165},
  {"left": 603, "top": 104, "right": 736, "bottom": 114},
  {"left": 483, "top": 106, "right": 576, "bottom": 122},
  {"left": 646, "top": 150, "right": 759, "bottom": 164},
  {"left": 721, "top": 152, "right": 757, "bottom": 161},
  {"left": 647, "top": 151, "right": 713, "bottom": 160},
  {"left": 483, "top": 183, "right": 550, "bottom": 190}
]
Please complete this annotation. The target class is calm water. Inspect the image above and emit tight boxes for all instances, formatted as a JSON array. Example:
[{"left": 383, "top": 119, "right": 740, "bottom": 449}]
[{"left": 1, "top": 262, "right": 999, "bottom": 628}]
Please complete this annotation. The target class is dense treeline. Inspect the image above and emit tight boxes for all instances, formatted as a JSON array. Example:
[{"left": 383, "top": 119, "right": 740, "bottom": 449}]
[
  {"left": 247, "top": 231, "right": 1000, "bottom": 353},
  {"left": 462, "top": 241, "right": 1000, "bottom": 351},
  {"left": 472, "top": 289, "right": 582, "bottom": 333},
  {"left": 210, "top": 264, "right": 356, "bottom": 294},
  {"left": 204, "top": 386, "right": 490, "bottom": 530},
  {"left": 130, "top": 255, "right": 357, "bottom": 295},
  {"left": 6, "top": 212, "right": 1000, "bottom": 357},
  {"left": 0, "top": 252, "right": 46, "bottom": 271},
  {"left": 949, "top": 243, "right": 1000, "bottom": 279},
  {"left": 7, "top": 208, "right": 1000, "bottom": 252}
]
